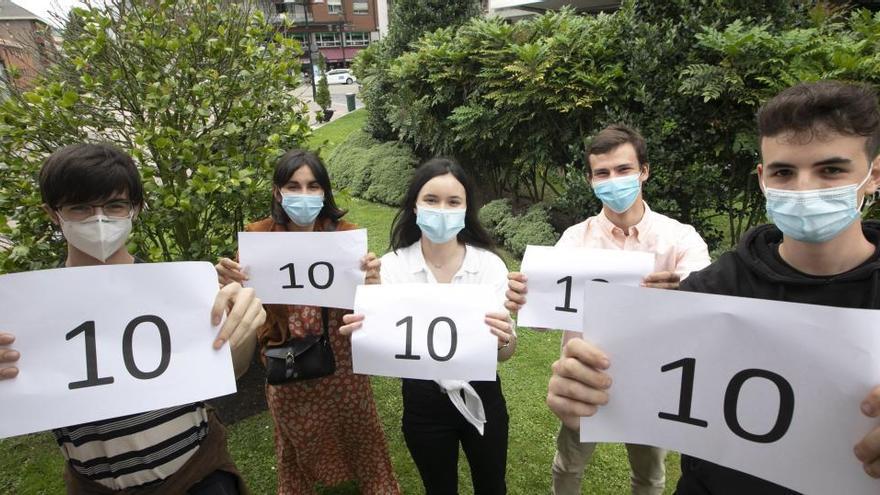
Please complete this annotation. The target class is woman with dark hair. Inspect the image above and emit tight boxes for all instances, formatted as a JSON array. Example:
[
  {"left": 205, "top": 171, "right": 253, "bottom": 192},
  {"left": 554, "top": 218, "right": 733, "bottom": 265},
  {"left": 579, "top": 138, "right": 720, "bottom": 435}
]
[
  {"left": 216, "top": 149, "right": 399, "bottom": 494},
  {"left": 341, "top": 157, "right": 516, "bottom": 494}
]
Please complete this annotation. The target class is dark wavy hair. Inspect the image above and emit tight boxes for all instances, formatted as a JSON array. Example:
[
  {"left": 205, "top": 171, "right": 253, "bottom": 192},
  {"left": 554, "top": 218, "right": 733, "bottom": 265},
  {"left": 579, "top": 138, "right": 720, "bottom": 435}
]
[
  {"left": 758, "top": 80, "right": 880, "bottom": 160},
  {"left": 390, "top": 157, "right": 496, "bottom": 252},
  {"left": 270, "top": 149, "right": 346, "bottom": 225}
]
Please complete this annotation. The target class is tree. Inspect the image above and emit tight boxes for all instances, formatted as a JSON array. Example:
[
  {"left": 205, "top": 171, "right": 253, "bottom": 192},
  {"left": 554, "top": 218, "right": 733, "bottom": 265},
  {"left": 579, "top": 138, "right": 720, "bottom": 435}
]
[
  {"left": 315, "top": 53, "right": 331, "bottom": 113},
  {"left": 354, "top": 0, "right": 480, "bottom": 140},
  {"left": 0, "top": 0, "right": 311, "bottom": 272}
]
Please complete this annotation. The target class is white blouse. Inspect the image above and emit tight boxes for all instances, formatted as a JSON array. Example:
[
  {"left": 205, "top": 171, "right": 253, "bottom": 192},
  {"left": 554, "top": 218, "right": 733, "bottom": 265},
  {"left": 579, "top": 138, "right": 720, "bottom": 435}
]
[
  {"left": 379, "top": 241, "right": 512, "bottom": 435},
  {"left": 380, "top": 241, "right": 509, "bottom": 310}
]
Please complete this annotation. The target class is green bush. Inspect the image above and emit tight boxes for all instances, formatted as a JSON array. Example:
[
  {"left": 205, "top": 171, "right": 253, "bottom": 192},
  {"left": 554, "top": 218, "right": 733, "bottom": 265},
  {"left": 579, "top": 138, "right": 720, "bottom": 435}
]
[
  {"left": 480, "top": 201, "right": 558, "bottom": 257},
  {"left": 479, "top": 198, "right": 513, "bottom": 232},
  {"left": 327, "top": 130, "right": 417, "bottom": 206},
  {"left": 0, "top": 0, "right": 309, "bottom": 269},
  {"left": 498, "top": 204, "right": 559, "bottom": 257},
  {"left": 363, "top": 141, "right": 419, "bottom": 205}
]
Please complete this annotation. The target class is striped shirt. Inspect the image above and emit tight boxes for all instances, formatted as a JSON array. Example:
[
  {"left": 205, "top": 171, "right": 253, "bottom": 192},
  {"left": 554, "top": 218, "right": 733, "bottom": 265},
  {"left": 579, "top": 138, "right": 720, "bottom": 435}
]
[{"left": 53, "top": 402, "right": 209, "bottom": 490}]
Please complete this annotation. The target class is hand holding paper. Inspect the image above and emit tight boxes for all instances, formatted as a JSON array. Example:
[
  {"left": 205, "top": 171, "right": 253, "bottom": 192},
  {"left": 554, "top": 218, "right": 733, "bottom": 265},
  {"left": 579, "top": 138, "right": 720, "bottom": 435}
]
[
  {"left": 547, "top": 336, "right": 612, "bottom": 431},
  {"left": 0, "top": 332, "right": 19, "bottom": 379}
]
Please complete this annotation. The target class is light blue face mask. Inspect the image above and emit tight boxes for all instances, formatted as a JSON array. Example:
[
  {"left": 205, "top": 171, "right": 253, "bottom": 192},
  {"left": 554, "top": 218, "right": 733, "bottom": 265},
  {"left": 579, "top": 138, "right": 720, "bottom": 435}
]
[
  {"left": 416, "top": 206, "right": 466, "bottom": 244},
  {"left": 592, "top": 173, "right": 642, "bottom": 214},
  {"left": 281, "top": 193, "right": 324, "bottom": 226},
  {"left": 763, "top": 168, "right": 872, "bottom": 243}
]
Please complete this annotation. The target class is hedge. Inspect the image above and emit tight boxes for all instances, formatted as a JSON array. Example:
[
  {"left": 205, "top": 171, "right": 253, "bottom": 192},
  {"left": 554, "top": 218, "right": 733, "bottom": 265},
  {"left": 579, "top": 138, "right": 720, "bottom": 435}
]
[{"left": 326, "top": 130, "right": 418, "bottom": 206}]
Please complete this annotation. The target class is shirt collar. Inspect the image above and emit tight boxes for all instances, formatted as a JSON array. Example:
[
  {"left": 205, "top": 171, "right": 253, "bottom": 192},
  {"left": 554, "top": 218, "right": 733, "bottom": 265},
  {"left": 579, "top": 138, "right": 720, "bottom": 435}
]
[
  {"left": 596, "top": 201, "right": 653, "bottom": 238},
  {"left": 401, "top": 241, "right": 480, "bottom": 275}
]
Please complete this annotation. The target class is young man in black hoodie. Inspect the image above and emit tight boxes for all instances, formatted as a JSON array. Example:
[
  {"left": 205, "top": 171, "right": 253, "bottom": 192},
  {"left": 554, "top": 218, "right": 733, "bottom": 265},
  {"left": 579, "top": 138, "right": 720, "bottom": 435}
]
[{"left": 540, "top": 80, "right": 880, "bottom": 494}]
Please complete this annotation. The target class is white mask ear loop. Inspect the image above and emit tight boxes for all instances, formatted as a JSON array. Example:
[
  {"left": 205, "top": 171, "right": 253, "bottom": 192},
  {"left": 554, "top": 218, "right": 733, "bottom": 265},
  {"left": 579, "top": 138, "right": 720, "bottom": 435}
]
[{"left": 858, "top": 165, "right": 875, "bottom": 213}]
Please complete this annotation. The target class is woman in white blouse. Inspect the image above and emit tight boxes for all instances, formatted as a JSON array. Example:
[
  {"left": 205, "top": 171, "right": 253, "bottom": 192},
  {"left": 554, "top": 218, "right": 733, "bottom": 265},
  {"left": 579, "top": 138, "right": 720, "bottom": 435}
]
[{"left": 341, "top": 157, "right": 516, "bottom": 494}]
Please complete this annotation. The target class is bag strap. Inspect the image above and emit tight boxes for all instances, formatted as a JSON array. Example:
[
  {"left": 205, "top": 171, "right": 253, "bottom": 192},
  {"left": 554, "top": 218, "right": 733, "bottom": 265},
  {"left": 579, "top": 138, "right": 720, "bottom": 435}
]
[{"left": 321, "top": 307, "right": 330, "bottom": 339}]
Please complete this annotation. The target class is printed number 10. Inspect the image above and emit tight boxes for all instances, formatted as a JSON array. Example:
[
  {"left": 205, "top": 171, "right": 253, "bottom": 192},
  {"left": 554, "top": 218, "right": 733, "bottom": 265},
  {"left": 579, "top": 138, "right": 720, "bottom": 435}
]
[
  {"left": 66, "top": 315, "right": 172, "bottom": 390},
  {"left": 659, "top": 357, "right": 795, "bottom": 444}
]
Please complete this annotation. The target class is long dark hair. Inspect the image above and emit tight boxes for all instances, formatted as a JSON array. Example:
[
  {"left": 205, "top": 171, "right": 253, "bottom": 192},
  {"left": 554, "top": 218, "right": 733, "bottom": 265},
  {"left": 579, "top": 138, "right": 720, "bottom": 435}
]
[
  {"left": 390, "top": 157, "right": 496, "bottom": 252},
  {"left": 270, "top": 149, "right": 346, "bottom": 225}
]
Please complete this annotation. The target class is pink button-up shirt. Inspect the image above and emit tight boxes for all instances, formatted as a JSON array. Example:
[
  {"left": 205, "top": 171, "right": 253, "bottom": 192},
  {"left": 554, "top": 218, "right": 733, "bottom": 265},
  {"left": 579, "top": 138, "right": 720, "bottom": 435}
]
[{"left": 557, "top": 202, "right": 711, "bottom": 343}]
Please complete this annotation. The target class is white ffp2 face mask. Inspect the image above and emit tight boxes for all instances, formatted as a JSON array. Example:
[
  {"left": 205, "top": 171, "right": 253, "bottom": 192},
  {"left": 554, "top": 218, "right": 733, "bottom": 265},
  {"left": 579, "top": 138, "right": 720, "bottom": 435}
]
[{"left": 59, "top": 214, "right": 133, "bottom": 262}]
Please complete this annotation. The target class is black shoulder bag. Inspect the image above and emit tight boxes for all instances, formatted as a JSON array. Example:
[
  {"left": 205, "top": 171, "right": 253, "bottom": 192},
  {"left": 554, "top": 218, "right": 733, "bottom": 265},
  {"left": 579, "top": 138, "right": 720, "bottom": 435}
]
[{"left": 263, "top": 307, "right": 336, "bottom": 385}]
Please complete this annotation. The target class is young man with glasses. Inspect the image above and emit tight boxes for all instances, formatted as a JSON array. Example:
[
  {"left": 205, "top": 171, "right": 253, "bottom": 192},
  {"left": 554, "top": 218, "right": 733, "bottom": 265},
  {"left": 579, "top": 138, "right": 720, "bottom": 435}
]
[{"left": 0, "top": 143, "right": 264, "bottom": 494}]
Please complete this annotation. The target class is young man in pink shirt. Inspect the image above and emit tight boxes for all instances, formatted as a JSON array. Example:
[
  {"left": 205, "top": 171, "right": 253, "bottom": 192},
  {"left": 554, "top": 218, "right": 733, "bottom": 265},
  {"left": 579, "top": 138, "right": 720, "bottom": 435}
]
[{"left": 507, "top": 124, "right": 711, "bottom": 494}]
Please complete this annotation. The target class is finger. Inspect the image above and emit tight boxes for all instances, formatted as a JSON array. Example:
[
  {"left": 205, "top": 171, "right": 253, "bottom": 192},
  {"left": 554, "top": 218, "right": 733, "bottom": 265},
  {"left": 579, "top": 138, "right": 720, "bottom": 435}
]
[
  {"left": 549, "top": 370, "right": 611, "bottom": 404},
  {"left": 642, "top": 282, "right": 680, "bottom": 290},
  {"left": 642, "top": 271, "right": 679, "bottom": 283},
  {"left": 216, "top": 266, "right": 248, "bottom": 284},
  {"left": 552, "top": 356, "right": 613, "bottom": 390},
  {"left": 855, "top": 426, "right": 880, "bottom": 464},
  {"left": 229, "top": 299, "right": 263, "bottom": 349},
  {"left": 546, "top": 393, "right": 598, "bottom": 430},
  {"left": 504, "top": 300, "right": 522, "bottom": 312},
  {"left": 339, "top": 322, "right": 363, "bottom": 336},
  {"left": 507, "top": 272, "right": 527, "bottom": 283},
  {"left": 0, "top": 367, "right": 19, "bottom": 379},
  {"left": 485, "top": 317, "right": 511, "bottom": 334},
  {"left": 863, "top": 456, "right": 880, "bottom": 478},
  {"left": 342, "top": 314, "right": 365, "bottom": 325},
  {"left": 507, "top": 279, "right": 528, "bottom": 295},
  {"left": 489, "top": 328, "right": 511, "bottom": 341},
  {"left": 215, "top": 288, "right": 255, "bottom": 349},
  {"left": 505, "top": 288, "right": 526, "bottom": 306},
  {"left": 0, "top": 333, "right": 15, "bottom": 346},
  {"left": 0, "top": 349, "right": 20, "bottom": 363},
  {"left": 220, "top": 258, "right": 241, "bottom": 270},
  {"left": 563, "top": 337, "right": 610, "bottom": 370},
  {"left": 211, "top": 284, "right": 237, "bottom": 326},
  {"left": 862, "top": 386, "right": 880, "bottom": 418}
]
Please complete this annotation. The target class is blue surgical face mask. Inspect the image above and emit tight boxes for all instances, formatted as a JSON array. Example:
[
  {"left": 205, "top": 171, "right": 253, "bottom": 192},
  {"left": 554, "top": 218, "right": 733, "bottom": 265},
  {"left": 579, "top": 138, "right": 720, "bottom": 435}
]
[
  {"left": 416, "top": 206, "right": 466, "bottom": 244},
  {"left": 281, "top": 193, "right": 324, "bottom": 226},
  {"left": 763, "top": 168, "right": 872, "bottom": 243},
  {"left": 592, "top": 173, "right": 642, "bottom": 214}
]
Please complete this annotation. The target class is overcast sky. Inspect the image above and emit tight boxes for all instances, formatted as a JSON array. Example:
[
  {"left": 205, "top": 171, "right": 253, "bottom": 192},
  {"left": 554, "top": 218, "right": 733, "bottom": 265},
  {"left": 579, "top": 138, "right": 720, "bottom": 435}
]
[{"left": 15, "top": 0, "right": 84, "bottom": 25}]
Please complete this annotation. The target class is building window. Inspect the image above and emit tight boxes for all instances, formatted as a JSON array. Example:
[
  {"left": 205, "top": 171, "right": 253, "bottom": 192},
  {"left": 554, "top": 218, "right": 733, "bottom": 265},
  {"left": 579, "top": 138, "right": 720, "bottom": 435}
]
[
  {"left": 315, "top": 32, "right": 341, "bottom": 47},
  {"left": 345, "top": 32, "right": 370, "bottom": 46},
  {"left": 327, "top": 0, "right": 342, "bottom": 14},
  {"left": 353, "top": 1, "right": 368, "bottom": 14}
]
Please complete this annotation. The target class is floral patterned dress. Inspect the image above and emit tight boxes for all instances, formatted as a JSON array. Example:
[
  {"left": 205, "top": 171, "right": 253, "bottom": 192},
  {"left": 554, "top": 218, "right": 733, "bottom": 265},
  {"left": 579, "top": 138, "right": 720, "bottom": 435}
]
[{"left": 246, "top": 217, "right": 399, "bottom": 495}]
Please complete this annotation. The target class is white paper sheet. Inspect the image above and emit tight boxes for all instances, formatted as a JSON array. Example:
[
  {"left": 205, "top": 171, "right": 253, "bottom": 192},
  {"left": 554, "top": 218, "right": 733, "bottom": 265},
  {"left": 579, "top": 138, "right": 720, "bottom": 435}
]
[
  {"left": 238, "top": 229, "right": 367, "bottom": 309},
  {"left": 517, "top": 245, "right": 655, "bottom": 331},
  {"left": 351, "top": 284, "right": 499, "bottom": 381},
  {"left": 578, "top": 282, "right": 880, "bottom": 495},
  {"left": 0, "top": 262, "right": 236, "bottom": 438}
]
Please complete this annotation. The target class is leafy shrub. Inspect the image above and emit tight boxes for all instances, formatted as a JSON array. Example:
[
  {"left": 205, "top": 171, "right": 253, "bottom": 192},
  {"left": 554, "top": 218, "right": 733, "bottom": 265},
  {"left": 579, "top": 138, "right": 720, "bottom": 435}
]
[
  {"left": 478, "top": 199, "right": 512, "bottom": 232},
  {"left": 327, "top": 130, "right": 417, "bottom": 206},
  {"left": 0, "top": 0, "right": 309, "bottom": 270},
  {"left": 480, "top": 201, "right": 558, "bottom": 257},
  {"left": 498, "top": 204, "right": 559, "bottom": 257}
]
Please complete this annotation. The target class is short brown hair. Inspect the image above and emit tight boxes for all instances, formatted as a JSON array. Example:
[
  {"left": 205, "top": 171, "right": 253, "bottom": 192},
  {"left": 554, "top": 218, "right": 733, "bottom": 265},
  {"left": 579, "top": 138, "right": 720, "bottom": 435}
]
[
  {"left": 586, "top": 124, "right": 648, "bottom": 175},
  {"left": 757, "top": 80, "right": 880, "bottom": 159},
  {"left": 39, "top": 143, "right": 145, "bottom": 210}
]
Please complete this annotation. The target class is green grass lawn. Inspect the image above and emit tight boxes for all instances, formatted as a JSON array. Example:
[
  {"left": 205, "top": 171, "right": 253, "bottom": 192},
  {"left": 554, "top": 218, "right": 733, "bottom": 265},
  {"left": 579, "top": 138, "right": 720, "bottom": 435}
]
[{"left": 0, "top": 108, "right": 683, "bottom": 494}]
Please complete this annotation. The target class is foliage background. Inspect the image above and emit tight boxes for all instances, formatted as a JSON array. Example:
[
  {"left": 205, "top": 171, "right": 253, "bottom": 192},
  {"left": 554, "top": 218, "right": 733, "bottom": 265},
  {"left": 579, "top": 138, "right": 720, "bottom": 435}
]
[
  {"left": 0, "top": 0, "right": 311, "bottom": 272},
  {"left": 355, "top": 0, "right": 880, "bottom": 251}
]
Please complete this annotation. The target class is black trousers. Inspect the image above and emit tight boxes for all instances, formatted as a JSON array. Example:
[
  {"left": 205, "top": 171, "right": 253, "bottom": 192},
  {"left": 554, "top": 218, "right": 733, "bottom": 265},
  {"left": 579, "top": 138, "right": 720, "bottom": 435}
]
[
  {"left": 402, "top": 377, "right": 509, "bottom": 495},
  {"left": 188, "top": 470, "right": 240, "bottom": 495}
]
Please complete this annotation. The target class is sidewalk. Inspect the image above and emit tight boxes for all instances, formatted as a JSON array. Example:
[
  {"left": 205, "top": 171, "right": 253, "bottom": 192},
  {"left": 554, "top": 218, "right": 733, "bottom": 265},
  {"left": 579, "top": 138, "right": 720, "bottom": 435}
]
[{"left": 293, "top": 82, "right": 364, "bottom": 128}]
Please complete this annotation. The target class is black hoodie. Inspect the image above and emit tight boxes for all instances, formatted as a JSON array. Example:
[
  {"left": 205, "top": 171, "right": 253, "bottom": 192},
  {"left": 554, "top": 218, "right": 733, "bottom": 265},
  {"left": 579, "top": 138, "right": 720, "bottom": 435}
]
[{"left": 673, "top": 220, "right": 880, "bottom": 494}]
